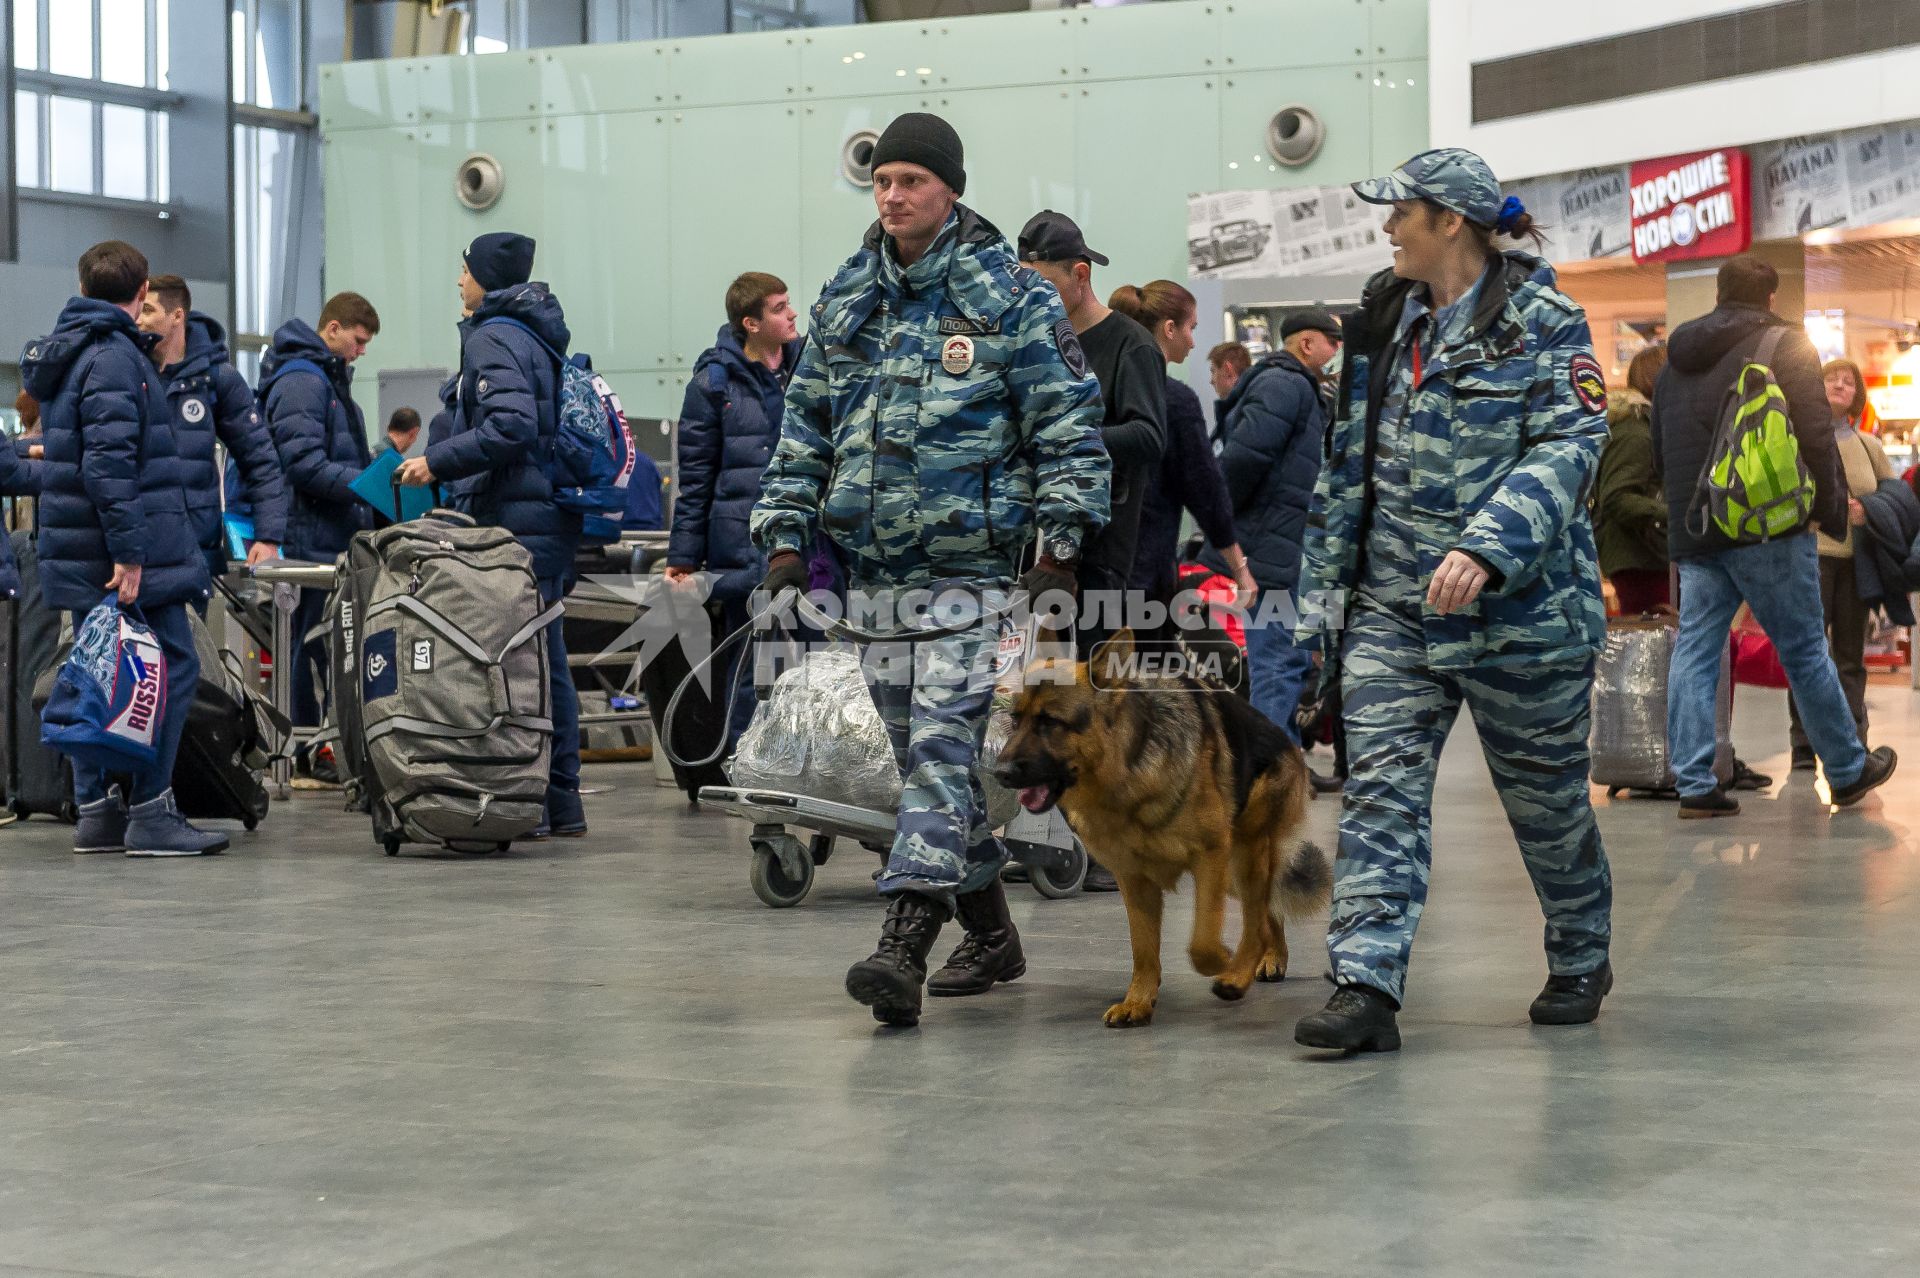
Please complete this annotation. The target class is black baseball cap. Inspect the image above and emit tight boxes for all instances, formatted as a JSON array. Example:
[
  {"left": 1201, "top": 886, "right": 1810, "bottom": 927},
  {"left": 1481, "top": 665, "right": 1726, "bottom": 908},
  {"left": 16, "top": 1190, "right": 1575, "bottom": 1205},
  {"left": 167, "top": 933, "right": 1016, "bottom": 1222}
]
[
  {"left": 1017, "top": 210, "right": 1109, "bottom": 266},
  {"left": 1280, "top": 307, "right": 1343, "bottom": 341}
]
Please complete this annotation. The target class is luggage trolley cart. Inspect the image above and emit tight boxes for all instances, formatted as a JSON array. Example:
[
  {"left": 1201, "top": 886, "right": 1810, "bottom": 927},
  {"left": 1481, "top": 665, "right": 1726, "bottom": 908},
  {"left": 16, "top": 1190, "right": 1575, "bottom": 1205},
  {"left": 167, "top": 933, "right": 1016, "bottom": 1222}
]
[
  {"left": 249, "top": 558, "right": 341, "bottom": 800},
  {"left": 665, "top": 590, "right": 1089, "bottom": 908}
]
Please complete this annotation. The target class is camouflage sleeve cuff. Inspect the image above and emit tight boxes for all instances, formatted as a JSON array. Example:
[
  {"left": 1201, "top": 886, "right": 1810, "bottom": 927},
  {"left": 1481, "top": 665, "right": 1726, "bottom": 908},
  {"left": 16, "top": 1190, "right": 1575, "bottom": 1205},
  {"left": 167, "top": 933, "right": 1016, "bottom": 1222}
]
[
  {"left": 761, "top": 526, "right": 806, "bottom": 557},
  {"left": 1454, "top": 537, "right": 1521, "bottom": 593}
]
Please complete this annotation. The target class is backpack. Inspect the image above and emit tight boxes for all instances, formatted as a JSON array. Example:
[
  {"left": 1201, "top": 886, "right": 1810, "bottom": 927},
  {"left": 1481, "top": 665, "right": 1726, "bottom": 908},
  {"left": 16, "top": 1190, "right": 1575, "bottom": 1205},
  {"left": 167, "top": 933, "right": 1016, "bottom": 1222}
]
[
  {"left": 1686, "top": 328, "right": 1816, "bottom": 544},
  {"left": 478, "top": 317, "right": 636, "bottom": 537}
]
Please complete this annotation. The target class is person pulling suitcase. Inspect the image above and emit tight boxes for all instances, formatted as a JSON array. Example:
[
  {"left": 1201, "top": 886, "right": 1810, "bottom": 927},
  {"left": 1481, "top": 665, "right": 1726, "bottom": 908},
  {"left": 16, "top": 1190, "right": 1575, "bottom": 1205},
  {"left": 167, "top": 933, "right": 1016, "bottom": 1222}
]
[{"left": 397, "top": 233, "right": 586, "bottom": 839}]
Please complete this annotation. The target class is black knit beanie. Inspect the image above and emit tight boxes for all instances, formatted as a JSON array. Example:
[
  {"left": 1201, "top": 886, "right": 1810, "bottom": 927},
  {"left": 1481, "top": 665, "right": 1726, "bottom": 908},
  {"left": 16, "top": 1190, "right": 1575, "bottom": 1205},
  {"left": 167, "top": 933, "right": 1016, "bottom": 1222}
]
[{"left": 869, "top": 112, "right": 966, "bottom": 196}]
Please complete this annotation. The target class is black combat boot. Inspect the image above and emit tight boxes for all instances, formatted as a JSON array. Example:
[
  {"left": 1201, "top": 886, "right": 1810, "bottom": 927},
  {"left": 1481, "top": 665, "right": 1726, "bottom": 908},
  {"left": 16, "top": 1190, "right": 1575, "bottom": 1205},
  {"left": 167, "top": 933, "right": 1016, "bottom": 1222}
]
[
  {"left": 1529, "top": 961, "right": 1613, "bottom": 1025},
  {"left": 1294, "top": 984, "right": 1401, "bottom": 1053},
  {"left": 927, "top": 879, "right": 1026, "bottom": 997},
  {"left": 845, "top": 892, "right": 952, "bottom": 1027}
]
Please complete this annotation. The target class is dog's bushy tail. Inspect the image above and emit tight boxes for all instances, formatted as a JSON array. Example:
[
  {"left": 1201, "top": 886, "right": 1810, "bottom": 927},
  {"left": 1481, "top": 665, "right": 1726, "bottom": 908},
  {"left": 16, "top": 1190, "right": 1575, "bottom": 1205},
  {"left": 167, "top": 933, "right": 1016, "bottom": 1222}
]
[{"left": 1276, "top": 839, "right": 1333, "bottom": 918}]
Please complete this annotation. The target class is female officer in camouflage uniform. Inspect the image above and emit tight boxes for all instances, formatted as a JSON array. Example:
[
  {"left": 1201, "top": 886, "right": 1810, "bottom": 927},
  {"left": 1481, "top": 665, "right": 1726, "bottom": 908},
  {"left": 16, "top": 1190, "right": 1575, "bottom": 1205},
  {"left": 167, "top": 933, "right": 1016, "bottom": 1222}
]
[{"left": 1292, "top": 149, "right": 1615, "bottom": 1054}]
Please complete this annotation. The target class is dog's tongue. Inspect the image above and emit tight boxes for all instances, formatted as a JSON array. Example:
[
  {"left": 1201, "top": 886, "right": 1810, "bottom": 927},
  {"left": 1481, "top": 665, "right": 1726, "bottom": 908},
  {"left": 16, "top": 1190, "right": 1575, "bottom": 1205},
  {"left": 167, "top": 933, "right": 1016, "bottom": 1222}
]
[{"left": 1017, "top": 785, "right": 1051, "bottom": 812}]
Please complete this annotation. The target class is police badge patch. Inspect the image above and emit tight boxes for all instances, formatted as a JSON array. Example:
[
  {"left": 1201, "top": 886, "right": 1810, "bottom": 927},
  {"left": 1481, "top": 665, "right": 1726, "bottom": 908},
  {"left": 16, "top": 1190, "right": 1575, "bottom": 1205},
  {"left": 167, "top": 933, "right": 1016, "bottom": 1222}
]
[
  {"left": 1053, "top": 317, "right": 1089, "bottom": 379},
  {"left": 1569, "top": 353, "right": 1607, "bottom": 415}
]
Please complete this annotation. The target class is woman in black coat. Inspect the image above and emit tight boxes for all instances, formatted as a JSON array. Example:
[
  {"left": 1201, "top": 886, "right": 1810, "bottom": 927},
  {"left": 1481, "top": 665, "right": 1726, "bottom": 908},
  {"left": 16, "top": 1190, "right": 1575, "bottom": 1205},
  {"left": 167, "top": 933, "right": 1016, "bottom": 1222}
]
[{"left": 1108, "top": 281, "right": 1256, "bottom": 610}]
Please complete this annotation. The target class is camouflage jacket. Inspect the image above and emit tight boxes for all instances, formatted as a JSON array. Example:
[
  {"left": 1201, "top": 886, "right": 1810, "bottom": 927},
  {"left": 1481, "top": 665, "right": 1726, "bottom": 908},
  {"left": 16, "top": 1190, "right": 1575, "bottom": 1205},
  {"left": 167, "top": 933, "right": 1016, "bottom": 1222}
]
[
  {"left": 750, "top": 207, "right": 1110, "bottom": 586},
  {"left": 1299, "top": 252, "right": 1609, "bottom": 670}
]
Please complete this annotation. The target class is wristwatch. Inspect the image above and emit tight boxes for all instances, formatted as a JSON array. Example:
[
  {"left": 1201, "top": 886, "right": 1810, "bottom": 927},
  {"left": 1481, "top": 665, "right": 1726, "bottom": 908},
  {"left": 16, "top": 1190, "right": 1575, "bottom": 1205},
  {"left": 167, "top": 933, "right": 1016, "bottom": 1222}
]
[{"left": 1042, "top": 531, "right": 1081, "bottom": 566}]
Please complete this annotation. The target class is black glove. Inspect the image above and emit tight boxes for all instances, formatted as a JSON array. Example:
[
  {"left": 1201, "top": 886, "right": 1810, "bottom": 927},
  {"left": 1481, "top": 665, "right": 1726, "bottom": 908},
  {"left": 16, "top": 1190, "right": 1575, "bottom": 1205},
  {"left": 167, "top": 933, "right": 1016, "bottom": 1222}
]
[
  {"left": 1018, "top": 555, "right": 1078, "bottom": 602},
  {"left": 759, "top": 551, "right": 807, "bottom": 599}
]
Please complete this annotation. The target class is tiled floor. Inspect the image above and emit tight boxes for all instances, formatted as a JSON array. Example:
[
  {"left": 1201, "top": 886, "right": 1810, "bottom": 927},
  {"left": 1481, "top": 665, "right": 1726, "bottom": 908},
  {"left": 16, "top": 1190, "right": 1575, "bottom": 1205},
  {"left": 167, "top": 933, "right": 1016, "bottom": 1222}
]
[{"left": 0, "top": 681, "right": 1916, "bottom": 1276}]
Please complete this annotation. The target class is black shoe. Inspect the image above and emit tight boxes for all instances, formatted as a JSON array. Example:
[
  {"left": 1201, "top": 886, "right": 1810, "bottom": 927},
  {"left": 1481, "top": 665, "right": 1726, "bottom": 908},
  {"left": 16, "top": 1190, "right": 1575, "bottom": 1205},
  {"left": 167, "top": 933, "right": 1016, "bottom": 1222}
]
[
  {"left": 1791, "top": 746, "right": 1817, "bottom": 771},
  {"left": 1294, "top": 984, "right": 1401, "bottom": 1053},
  {"left": 845, "top": 893, "right": 951, "bottom": 1027},
  {"left": 1529, "top": 961, "right": 1613, "bottom": 1025},
  {"left": 999, "top": 862, "right": 1031, "bottom": 884},
  {"left": 1082, "top": 858, "right": 1119, "bottom": 893},
  {"left": 1309, "top": 769, "right": 1345, "bottom": 795},
  {"left": 927, "top": 879, "right": 1027, "bottom": 997},
  {"left": 1831, "top": 746, "right": 1897, "bottom": 808},
  {"left": 1728, "top": 759, "right": 1772, "bottom": 791},
  {"left": 1678, "top": 789, "right": 1740, "bottom": 819}
]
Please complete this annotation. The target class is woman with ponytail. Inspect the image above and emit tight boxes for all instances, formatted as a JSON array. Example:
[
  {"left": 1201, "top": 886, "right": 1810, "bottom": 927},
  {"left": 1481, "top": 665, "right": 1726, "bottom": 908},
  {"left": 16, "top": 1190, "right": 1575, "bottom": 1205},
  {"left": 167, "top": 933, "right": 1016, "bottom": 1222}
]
[
  {"left": 1292, "top": 149, "right": 1616, "bottom": 1053},
  {"left": 1106, "top": 280, "right": 1255, "bottom": 610}
]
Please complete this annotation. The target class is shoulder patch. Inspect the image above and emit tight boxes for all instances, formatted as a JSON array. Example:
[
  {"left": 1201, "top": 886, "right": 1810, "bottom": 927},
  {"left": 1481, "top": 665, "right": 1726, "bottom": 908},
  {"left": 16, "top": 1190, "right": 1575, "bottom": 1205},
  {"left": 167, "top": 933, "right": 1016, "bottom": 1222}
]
[
  {"left": 1569, "top": 353, "right": 1607, "bottom": 415},
  {"left": 1052, "top": 317, "right": 1089, "bottom": 380}
]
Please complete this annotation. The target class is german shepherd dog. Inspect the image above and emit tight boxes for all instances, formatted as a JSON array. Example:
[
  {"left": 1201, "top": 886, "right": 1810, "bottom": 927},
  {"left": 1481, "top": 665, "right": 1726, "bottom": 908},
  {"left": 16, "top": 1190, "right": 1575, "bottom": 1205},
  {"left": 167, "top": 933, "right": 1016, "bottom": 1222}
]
[{"left": 994, "top": 629, "right": 1331, "bottom": 1027}]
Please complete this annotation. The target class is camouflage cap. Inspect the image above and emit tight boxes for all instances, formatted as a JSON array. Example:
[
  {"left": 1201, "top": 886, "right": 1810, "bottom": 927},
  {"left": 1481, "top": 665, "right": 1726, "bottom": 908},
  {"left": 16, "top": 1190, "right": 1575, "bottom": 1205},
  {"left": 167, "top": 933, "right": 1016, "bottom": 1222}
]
[{"left": 1352, "top": 147, "right": 1504, "bottom": 228}]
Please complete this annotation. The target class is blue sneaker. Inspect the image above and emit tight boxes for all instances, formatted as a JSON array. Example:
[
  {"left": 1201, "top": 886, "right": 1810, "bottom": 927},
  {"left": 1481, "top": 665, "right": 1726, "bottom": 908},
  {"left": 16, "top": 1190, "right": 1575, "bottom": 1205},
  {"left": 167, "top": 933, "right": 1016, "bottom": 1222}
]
[
  {"left": 74, "top": 788, "right": 128, "bottom": 854},
  {"left": 124, "top": 790, "right": 229, "bottom": 857},
  {"left": 546, "top": 785, "right": 587, "bottom": 838}
]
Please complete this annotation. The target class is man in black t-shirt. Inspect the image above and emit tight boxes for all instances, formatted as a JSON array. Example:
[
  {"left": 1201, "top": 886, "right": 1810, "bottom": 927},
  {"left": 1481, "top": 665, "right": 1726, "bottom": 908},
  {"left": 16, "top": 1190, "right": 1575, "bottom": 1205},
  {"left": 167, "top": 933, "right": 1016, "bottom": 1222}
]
[
  {"left": 1017, "top": 210, "right": 1166, "bottom": 645},
  {"left": 1017, "top": 210, "right": 1167, "bottom": 893}
]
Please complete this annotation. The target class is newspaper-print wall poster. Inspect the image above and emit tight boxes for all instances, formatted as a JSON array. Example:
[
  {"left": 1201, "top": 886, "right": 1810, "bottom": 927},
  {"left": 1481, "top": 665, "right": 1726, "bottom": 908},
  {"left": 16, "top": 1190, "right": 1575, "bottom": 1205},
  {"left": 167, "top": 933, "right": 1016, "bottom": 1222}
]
[
  {"left": 1843, "top": 122, "right": 1920, "bottom": 225},
  {"left": 1187, "top": 186, "right": 1392, "bottom": 280},
  {"left": 1507, "top": 167, "right": 1634, "bottom": 262},
  {"left": 1754, "top": 134, "right": 1848, "bottom": 238}
]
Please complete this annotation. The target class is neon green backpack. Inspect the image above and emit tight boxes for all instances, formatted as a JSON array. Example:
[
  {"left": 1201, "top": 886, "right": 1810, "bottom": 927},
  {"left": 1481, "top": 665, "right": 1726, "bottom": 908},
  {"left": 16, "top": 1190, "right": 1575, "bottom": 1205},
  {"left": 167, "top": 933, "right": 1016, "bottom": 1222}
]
[{"left": 1687, "top": 328, "right": 1816, "bottom": 544}]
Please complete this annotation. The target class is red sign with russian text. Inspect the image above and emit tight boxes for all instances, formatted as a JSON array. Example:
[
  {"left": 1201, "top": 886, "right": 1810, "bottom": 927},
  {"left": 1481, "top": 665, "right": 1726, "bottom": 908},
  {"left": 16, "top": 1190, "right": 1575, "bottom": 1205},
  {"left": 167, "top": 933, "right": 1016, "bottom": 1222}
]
[{"left": 1629, "top": 148, "right": 1752, "bottom": 263}]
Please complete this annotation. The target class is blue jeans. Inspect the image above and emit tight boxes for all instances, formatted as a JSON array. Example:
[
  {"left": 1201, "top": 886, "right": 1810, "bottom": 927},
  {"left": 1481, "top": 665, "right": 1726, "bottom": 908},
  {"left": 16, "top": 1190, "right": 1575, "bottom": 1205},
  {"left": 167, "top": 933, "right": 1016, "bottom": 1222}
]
[
  {"left": 289, "top": 586, "right": 330, "bottom": 729},
  {"left": 1246, "top": 589, "right": 1314, "bottom": 743},
  {"left": 68, "top": 602, "right": 198, "bottom": 806},
  {"left": 1670, "top": 536, "right": 1866, "bottom": 796},
  {"left": 540, "top": 576, "right": 582, "bottom": 792}
]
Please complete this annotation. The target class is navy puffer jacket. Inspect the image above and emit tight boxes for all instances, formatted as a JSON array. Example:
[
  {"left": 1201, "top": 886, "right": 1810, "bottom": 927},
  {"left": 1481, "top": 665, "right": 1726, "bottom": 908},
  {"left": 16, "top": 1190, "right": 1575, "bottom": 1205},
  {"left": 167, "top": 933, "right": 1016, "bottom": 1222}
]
[
  {"left": 669, "top": 324, "right": 803, "bottom": 602},
  {"left": 424, "top": 283, "right": 582, "bottom": 581},
  {"left": 21, "top": 297, "right": 207, "bottom": 611},
  {"left": 0, "top": 439, "right": 41, "bottom": 599},
  {"left": 261, "top": 318, "right": 373, "bottom": 562},
  {"left": 164, "top": 312, "right": 289, "bottom": 555},
  {"left": 1202, "top": 351, "right": 1325, "bottom": 591}
]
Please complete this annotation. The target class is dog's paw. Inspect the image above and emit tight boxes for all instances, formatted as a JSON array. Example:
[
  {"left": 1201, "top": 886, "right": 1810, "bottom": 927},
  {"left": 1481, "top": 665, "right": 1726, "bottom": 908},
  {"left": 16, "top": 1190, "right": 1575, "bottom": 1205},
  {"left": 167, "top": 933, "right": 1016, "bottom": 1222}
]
[
  {"left": 1257, "top": 958, "right": 1288, "bottom": 983},
  {"left": 1188, "top": 945, "right": 1231, "bottom": 977},
  {"left": 1103, "top": 999, "right": 1155, "bottom": 1028},
  {"left": 1210, "top": 978, "right": 1249, "bottom": 1002}
]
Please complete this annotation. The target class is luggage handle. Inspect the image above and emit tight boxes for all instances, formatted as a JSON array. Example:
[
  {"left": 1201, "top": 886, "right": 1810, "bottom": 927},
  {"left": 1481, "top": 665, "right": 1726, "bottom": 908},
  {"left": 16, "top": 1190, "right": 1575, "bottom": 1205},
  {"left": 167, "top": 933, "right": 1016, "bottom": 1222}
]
[{"left": 391, "top": 471, "right": 444, "bottom": 520}]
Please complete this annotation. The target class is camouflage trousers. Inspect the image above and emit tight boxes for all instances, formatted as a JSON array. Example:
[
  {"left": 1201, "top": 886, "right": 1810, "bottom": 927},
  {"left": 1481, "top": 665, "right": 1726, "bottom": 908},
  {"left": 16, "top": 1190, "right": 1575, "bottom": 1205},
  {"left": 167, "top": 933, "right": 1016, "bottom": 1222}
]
[
  {"left": 857, "top": 583, "right": 1011, "bottom": 907},
  {"left": 1329, "top": 604, "right": 1611, "bottom": 1005}
]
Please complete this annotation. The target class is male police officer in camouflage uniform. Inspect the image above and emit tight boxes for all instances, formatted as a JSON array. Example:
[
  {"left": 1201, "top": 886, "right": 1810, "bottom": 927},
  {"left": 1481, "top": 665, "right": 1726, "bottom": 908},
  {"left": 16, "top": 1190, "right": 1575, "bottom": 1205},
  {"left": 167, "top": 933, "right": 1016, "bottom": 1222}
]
[
  {"left": 751, "top": 113, "right": 1109, "bottom": 1028},
  {"left": 1291, "top": 149, "right": 1615, "bottom": 1054}
]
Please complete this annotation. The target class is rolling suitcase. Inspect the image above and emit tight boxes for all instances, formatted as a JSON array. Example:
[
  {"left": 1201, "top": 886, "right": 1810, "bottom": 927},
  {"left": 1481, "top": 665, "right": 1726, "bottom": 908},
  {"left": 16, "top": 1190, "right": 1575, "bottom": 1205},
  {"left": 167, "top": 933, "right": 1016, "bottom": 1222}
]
[
  {"left": 1589, "top": 611, "right": 1734, "bottom": 796},
  {"left": 640, "top": 602, "right": 731, "bottom": 802},
  {"left": 2, "top": 529, "right": 76, "bottom": 821},
  {"left": 170, "top": 610, "right": 284, "bottom": 829},
  {"left": 339, "top": 511, "right": 557, "bottom": 855}
]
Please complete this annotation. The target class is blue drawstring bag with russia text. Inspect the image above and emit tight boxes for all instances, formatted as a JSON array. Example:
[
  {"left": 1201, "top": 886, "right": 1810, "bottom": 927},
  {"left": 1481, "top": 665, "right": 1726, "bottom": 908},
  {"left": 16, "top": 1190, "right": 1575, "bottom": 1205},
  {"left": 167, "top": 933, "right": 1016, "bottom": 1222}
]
[{"left": 40, "top": 596, "right": 167, "bottom": 772}]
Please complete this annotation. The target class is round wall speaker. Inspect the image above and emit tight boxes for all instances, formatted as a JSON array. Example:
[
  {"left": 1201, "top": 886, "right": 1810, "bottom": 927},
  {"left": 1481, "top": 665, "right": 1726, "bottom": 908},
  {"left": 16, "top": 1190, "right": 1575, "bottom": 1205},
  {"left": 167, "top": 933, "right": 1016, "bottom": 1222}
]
[
  {"left": 840, "top": 130, "right": 880, "bottom": 189},
  {"left": 455, "top": 152, "right": 504, "bottom": 210},
  {"left": 1266, "top": 106, "right": 1325, "bottom": 168}
]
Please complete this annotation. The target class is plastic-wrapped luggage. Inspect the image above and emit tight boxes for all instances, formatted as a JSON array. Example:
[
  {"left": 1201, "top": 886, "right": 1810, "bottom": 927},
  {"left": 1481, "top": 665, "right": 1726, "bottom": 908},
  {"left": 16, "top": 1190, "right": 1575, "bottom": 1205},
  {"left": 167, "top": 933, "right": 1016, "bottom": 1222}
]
[
  {"left": 1590, "top": 614, "right": 1732, "bottom": 794},
  {"left": 729, "top": 640, "right": 1024, "bottom": 828},
  {"left": 730, "top": 650, "right": 900, "bottom": 811}
]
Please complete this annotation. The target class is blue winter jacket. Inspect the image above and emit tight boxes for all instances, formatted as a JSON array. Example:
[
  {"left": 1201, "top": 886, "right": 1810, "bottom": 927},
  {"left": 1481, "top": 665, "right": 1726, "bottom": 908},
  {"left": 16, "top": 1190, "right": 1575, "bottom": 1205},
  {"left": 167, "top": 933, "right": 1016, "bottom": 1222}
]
[
  {"left": 260, "top": 318, "right": 372, "bottom": 562},
  {"left": 0, "top": 437, "right": 42, "bottom": 599},
  {"left": 669, "top": 325, "right": 803, "bottom": 602},
  {"left": 1202, "top": 351, "right": 1325, "bottom": 591},
  {"left": 424, "top": 282, "right": 582, "bottom": 581},
  {"left": 1132, "top": 375, "right": 1237, "bottom": 594},
  {"left": 164, "top": 312, "right": 289, "bottom": 558},
  {"left": 20, "top": 298, "right": 207, "bottom": 611}
]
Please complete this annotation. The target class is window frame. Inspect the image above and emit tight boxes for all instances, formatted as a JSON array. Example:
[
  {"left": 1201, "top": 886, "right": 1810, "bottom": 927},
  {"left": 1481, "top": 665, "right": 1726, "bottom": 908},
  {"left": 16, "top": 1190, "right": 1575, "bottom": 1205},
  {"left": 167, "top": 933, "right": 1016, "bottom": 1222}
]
[{"left": 11, "top": 0, "right": 176, "bottom": 206}]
